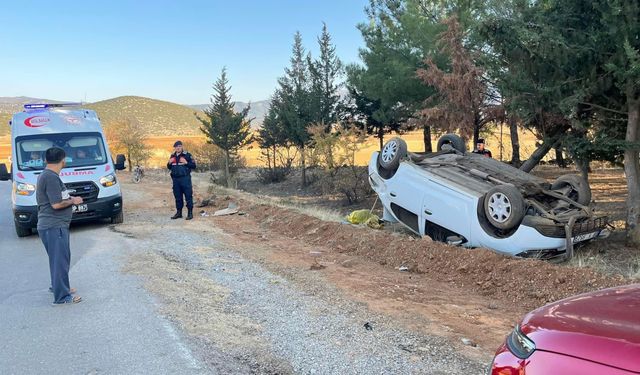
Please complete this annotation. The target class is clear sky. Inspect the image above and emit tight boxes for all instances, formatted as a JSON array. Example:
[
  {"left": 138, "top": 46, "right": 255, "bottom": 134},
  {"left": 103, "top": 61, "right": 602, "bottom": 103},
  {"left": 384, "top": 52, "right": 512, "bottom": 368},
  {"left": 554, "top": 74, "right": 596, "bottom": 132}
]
[{"left": 0, "top": 0, "right": 368, "bottom": 104}]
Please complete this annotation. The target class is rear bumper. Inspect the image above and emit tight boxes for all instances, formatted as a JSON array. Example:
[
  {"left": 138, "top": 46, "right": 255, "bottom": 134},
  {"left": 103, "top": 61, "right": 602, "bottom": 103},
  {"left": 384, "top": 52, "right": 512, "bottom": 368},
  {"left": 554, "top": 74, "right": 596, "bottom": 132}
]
[
  {"left": 526, "top": 216, "right": 609, "bottom": 238},
  {"left": 14, "top": 195, "right": 122, "bottom": 229}
]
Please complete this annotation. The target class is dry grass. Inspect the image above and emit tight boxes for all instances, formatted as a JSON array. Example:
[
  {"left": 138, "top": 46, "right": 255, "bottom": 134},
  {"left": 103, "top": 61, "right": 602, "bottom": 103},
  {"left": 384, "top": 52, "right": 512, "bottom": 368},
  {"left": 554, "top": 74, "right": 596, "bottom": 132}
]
[
  {"left": 568, "top": 247, "right": 640, "bottom": 280},
  {"left": 0, "top": 114, "right": 10, "bottom": 136},
  {"left": 194, "top": 175, "right": 345, "bottom": 223}
]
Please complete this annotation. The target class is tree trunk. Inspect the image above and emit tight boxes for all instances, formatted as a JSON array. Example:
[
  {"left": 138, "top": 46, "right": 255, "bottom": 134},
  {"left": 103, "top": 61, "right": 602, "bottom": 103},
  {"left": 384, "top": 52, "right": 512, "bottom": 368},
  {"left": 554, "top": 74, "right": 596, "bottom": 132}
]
[
  {"left": 423, "top": 124, "right": 432, "bottom": 152},
  {"left": 300, "top": 145, "right": 307, "bottom": 187},
  {"left": 624, "top": 95, "right": 640, "bottom": 246},
  {"left": 509, "top": 117, "right": 521, "bottom": 166},
  {"left": 473, "top": 122, "right": 480, "bottom": 146},
  {"left": 272, "top": 145, "right": 277, "bottom": 169},
  {"left": 555, "top": 147, "right": 567, "bottom": 168},
  {"left": 576, "top": 158, "right": 590, "bottom": 182},
  {"left": 520, "top": 137, "right": 561, "bottom": 173},
  {"left": 224, "top": 149, "right": 231, "bottom": 187},
  {"left": 378, "top": 127, "right": 384, "bottom": 151},
  {"left": 127, "top": 150, "right": 132, "bottom": 171}
]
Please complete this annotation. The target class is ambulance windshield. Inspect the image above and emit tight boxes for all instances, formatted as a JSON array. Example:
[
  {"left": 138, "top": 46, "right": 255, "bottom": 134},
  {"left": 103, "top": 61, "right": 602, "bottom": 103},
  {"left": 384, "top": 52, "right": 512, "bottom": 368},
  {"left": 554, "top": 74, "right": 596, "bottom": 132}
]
[{"left": 15, "top": 132, "right": 108, "bottom": 171}]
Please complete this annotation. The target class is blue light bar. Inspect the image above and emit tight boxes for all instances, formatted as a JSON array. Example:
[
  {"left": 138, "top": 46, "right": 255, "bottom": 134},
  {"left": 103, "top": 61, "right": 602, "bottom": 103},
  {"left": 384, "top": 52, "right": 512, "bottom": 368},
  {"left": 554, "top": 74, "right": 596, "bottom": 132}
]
[{"left": 24, "top": 102, "right": 82, "bottom": 109}]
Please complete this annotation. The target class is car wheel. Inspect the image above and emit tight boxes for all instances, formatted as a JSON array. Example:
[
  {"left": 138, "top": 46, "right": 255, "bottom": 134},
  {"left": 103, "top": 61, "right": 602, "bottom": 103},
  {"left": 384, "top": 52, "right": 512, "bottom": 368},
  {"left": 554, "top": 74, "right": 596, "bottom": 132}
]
[
  {"left": 483, "top": 184, "right": 526, "bottom": 231},
  {"left": 111, "top": 211, "right": 124, "bottom": 224},
  {"left": 378, "top": 137, "right": 408, "bottom": 172},
  {"left": 15, "top": 223, "right": 32, "bottom": 237},
  {"left": 437, "top": 134, "right": 467, "bottom": 153},
  {"left": 551, "top": 174, "right": 591, "bottom": 206}
]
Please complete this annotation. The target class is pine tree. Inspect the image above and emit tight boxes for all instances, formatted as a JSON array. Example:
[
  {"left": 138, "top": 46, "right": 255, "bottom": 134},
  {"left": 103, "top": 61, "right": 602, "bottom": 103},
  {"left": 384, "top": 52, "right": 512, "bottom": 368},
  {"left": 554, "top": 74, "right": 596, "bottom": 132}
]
[
  {"left": 258, "top": 92, "right": 288, "bottom": 170},
  {"left": 277, "top": 32, "right": 313, "bottom": 186},
  {"left": 197, "top": 68, "right": 253, "bottom": 187},
  {"left": 309, "top": 23, "right": 343, "bottom": 129},
  {"left": 345, "top": 77, "right": 400, "bottom": 150}
]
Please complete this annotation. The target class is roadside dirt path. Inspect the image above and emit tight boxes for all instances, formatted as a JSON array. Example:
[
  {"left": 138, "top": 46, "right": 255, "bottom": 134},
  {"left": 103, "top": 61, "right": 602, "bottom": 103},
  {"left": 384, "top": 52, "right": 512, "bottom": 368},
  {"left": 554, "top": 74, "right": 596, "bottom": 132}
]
[{"left": 116, "top": 173, "right": 487, "bottom": 373}]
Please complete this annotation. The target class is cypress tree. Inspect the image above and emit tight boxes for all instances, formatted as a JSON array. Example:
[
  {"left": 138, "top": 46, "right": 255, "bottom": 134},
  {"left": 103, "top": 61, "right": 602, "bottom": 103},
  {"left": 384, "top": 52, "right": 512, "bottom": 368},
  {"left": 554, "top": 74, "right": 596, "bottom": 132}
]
[
  {"left": 277, "top": 31, "right": 313, "bottom": 186},
  {"left": 197, "top": 68, "right": 253, "bottom": 187}
]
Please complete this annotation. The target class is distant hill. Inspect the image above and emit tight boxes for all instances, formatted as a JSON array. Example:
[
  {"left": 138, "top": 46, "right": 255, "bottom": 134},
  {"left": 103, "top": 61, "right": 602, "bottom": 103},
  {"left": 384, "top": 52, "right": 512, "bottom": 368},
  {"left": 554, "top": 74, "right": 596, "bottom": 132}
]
[
  {"left": 0, "top": 97, "right": 66, "bottom": 115},
  {"left": 0, "top": 95, "right": 270, "bottom": 137},
  {"left": 85, "top": 96, "right": 204, "bottom": 136},
  {"left": 0, "top": 97, "right": 68, "bottom": 136},
  {"left": 188, "top": 100, "right": 270, "bottom": 129}
]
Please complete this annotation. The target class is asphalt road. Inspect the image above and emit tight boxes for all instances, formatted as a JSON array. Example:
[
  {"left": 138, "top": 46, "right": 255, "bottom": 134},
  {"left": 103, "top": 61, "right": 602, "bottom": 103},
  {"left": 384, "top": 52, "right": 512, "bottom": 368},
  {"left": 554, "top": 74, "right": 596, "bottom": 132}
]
[{"left": 0, "top": 181, "right": 209, "bottom": 375}]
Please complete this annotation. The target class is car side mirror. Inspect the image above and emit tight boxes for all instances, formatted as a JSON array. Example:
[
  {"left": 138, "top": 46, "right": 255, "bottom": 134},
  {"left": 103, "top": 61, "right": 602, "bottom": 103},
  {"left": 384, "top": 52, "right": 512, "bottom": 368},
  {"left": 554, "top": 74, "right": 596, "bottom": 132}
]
[
  {"left": 0, "top": 163, "right": 11, "bottom": 181},
  {"left": 114, "top": 154, "right": 126, "bottom": 171}
]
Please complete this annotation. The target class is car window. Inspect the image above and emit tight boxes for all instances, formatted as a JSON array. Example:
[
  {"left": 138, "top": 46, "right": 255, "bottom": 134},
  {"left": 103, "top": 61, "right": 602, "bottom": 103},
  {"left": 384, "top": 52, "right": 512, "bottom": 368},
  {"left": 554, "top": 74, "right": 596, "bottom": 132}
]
[{"left": 16, "top": 132, "right": 107, "bottom": 171}]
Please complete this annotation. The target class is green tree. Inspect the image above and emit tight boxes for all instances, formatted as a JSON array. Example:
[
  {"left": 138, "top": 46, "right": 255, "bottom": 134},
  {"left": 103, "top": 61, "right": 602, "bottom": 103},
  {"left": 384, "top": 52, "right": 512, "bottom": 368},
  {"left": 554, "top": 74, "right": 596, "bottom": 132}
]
[
  {"left": 591, "top": 0, "right": 640, "bottom": 245},
  {"left": 479, "top": 0, "right": 640, "bottom": 244},
  {"left": 347, "top": 0, "right": 438, "bottom": 151},
  {"left": 477, "top": 0, "right": 586, "bottom": 172},
  {"left": 347, "top": 0, "right": 488, "bottom": 152},
  {"left": 308, "top": 23, "right": 344, "bottom": 128},
  {"left": 257, "top": 93, "right": 290, "bottom": 170},
  {"left": 345, "top": 81, "right": 401, "bottom": 150},
  {"left": 197, "top": 68, "right": 253, "bottom": 187},
  {"left": 276, "top": 32, "right": 313, "bottom": 186}
]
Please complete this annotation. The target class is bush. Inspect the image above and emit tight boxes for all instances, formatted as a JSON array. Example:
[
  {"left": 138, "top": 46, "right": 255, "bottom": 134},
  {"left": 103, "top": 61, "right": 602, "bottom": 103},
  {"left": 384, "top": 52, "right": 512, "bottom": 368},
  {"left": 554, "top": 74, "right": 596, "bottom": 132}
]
[
  {"left": 309, "top": 125, "right": 371, "bottom": 204},
  {"left": 256, "top": 166, "right": 292, "bottom": 184},
  {"left": 326, "top": 166, "right": 373, "bottom": 205}
]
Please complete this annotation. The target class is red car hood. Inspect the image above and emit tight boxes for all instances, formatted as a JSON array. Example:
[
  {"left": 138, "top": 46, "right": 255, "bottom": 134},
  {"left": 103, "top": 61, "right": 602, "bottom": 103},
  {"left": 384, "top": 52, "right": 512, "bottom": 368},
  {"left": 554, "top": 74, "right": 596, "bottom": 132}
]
[{"left": 522, "top": 284, "right": 640, "bottom": 373}]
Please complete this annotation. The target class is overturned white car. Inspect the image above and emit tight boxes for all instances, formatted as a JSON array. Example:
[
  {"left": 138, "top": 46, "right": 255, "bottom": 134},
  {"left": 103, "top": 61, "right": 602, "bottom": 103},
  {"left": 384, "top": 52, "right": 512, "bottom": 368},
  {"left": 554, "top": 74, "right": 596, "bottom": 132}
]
[{"left": 368, "top": 135, "right": 609, "bottom": 260}]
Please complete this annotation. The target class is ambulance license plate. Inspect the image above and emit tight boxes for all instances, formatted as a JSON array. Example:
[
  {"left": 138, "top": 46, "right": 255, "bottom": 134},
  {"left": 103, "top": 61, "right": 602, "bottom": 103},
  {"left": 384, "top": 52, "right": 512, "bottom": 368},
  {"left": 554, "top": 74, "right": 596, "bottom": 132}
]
[{"left": 72, "top": 204, "right": 88, "bottom": 213}]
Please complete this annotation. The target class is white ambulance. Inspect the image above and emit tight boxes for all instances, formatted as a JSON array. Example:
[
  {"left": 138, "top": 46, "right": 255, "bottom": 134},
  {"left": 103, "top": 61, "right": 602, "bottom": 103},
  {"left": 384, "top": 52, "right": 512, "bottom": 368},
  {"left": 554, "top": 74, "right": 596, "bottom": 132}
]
[{"left": 0, "top": 103, "right": 126, "bottom": 237}]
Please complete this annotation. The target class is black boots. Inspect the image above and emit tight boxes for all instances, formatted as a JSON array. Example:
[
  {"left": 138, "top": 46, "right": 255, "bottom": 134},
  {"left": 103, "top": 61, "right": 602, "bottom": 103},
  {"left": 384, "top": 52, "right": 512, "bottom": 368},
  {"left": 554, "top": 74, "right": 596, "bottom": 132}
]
[{"left": 171, "top": 209, "right": 192, "bottom": 220}]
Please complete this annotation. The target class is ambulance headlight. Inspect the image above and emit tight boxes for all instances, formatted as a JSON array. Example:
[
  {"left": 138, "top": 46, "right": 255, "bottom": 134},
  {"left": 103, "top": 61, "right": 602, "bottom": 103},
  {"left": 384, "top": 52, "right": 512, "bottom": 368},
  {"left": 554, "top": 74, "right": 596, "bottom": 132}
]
[
  {"left": 100, "top": 173, "right": 117, "bottom": 187},
  {"left": 15, "top": 181, "right": 36, "bottom": 196}
]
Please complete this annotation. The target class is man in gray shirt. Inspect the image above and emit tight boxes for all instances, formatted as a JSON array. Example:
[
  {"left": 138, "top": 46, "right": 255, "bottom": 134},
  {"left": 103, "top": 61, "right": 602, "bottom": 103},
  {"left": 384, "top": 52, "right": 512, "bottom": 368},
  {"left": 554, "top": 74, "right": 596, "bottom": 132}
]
[{"left": 37, "top": 147, "right": 83, "bottom": 304}]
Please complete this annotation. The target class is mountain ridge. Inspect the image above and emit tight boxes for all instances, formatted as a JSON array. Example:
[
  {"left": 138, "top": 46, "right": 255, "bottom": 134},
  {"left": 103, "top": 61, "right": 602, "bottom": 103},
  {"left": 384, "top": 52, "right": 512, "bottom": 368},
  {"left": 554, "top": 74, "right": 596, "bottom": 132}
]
[
  {"left": 188, "top": 100, "right": 270, "bottom": 126},
  {"left": 0, "top": 95, "right": 269, "bottom": 137}
]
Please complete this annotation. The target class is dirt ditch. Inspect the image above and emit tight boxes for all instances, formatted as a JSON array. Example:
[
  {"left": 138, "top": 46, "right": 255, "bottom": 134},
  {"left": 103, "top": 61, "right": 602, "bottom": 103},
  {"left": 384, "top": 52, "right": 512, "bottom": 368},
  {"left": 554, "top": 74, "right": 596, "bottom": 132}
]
[{"left": 203, "top": 197, "right": 628, "bottom": 312}]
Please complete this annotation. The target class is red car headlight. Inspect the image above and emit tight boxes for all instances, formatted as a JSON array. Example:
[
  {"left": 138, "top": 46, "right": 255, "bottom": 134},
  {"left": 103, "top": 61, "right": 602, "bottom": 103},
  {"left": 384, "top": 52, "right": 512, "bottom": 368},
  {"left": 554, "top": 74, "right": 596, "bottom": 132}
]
[{"left": 507, "top": 324, "right": 536, "bottom": 359}]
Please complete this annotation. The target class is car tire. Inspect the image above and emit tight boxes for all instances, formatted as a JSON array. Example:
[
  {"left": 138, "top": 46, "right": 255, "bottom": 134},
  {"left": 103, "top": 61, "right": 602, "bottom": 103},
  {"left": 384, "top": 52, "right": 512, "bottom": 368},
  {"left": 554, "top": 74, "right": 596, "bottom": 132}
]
[
  {"left": 437, "top": 134, "right": 467, "bottom": 153},
  {"left": 111, "top": 211, "right": 124, "bottom": 224},
  {"left": 483, "top": 184, "right": 526, "bottom": 231},
  {"left": 15, "top": 223, "right": 32, "bottom": 237},
  {"left": 378, "top": 137, "right": 408, "bottom": 172},
  {"left": 551, "top": 174, "right": 591, "bottom": 206}
]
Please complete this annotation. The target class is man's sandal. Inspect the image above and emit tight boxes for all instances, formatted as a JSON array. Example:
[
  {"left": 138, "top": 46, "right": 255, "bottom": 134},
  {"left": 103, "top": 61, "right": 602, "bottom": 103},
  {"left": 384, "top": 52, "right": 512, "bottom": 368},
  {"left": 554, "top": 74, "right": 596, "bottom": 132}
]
[{"left": 52, "top": 295, "right": 82, "bottom": 305}]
